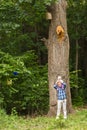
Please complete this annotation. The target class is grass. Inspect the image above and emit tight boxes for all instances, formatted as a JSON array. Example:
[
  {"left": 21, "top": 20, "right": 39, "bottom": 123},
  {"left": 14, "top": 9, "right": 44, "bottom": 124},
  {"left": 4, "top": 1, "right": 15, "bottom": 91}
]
[{"left": 0, "top": 109, "right": 87, "bottom": 130}]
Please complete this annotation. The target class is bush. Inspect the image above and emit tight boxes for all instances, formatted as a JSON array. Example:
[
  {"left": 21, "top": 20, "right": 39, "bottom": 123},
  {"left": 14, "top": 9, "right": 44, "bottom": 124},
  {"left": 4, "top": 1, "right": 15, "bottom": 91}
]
[
  {"left": 70, "top": 70, "right": 85, "bottom": 107},
  {"left": 0, "top": 50, "right": 49, "bottom": 115}
]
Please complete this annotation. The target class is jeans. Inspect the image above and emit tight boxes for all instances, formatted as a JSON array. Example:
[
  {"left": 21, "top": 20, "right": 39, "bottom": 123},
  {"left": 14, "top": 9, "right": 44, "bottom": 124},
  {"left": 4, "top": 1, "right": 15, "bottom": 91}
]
[{"left": 56, "top": 99, "right": 67, "bottom": 119}]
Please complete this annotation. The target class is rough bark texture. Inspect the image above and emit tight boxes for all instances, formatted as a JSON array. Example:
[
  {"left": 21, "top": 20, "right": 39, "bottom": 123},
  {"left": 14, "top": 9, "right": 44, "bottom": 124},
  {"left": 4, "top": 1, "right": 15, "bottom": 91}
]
[{"left": 46, "top": 0, "right": 73, "bottom": 116}]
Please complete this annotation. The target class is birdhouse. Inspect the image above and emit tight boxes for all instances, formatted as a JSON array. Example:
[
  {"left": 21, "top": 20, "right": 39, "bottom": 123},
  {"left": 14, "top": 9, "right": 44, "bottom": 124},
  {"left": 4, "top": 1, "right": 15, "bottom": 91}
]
[
  {"left": 7, "top": 79, "right": 12, "bottom": 85},
  {"left": 46, "top": 12, "right": 52, "bottom": 20}
]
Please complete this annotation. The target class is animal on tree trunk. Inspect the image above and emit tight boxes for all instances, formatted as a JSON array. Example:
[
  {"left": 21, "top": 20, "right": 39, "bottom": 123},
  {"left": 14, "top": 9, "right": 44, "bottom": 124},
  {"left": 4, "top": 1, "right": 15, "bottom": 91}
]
[{"left": 56, "top": 25, "right": 65, "bottom": 43}]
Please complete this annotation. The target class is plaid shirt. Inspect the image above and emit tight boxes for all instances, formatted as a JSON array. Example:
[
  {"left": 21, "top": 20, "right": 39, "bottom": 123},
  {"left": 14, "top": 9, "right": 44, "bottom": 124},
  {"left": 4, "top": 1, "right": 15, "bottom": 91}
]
[{"left": 54, "top": 83, "right": 67, "bottom": 100}]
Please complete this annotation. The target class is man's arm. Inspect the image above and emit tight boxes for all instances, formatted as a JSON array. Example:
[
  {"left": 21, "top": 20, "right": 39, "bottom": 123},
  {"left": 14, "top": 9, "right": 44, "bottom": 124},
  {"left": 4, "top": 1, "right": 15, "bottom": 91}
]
[
  {"left": 53, "top": 84, "right": 58, "bottom": 89},
  {"left": 62, "top": 82, "right": 66, "bottom": 89}
]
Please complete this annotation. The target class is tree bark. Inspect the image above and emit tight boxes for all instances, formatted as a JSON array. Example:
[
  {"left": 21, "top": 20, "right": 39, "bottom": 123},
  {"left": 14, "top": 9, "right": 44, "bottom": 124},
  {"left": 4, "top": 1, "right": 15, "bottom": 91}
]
[{"left": 46, "top": 0, "right": 73, "bottom": 116}]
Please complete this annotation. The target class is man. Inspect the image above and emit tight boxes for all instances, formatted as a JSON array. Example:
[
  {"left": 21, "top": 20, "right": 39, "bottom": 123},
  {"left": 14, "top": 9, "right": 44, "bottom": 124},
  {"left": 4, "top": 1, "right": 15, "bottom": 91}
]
[{"left": 54, "top": 77, "right": 67, "bottom": 119}]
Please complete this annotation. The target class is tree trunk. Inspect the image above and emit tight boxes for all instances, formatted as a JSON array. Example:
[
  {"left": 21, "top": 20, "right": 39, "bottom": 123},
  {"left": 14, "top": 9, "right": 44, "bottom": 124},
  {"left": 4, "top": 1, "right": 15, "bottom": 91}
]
[
  {"left": 46, "top": 0, "right": 73, "bottom": 116},
  {"left": 75, "top": 38, "right": 79, "bottom": 95}
]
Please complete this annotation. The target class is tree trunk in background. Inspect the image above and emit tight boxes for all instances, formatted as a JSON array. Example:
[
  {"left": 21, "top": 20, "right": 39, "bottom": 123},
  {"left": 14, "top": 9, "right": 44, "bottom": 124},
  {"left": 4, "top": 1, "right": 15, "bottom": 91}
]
[
  {"left": 75, "top": 39, "right": 79, "bottom": 78},
  {"left": 79, "top": 38, "right": 87, "bottom": 78},
  {"left": 75, "top": 38, "right": 79, "bottom": 95},
  {"left": 46, "top": 0, "right": 73, "bottom": 116}
]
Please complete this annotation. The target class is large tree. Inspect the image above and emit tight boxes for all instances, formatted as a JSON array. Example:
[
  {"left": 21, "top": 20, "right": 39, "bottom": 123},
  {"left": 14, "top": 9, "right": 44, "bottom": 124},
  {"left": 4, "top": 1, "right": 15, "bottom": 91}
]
[{"left": 44, "top": 0, "right": 73, "bottom": 116}]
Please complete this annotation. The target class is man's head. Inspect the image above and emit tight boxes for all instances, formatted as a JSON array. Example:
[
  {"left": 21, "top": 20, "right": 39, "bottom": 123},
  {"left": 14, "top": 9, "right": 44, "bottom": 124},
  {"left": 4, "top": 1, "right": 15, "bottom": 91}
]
[{"left": 57, "top": 81, "right": 62, "bottom": 87}]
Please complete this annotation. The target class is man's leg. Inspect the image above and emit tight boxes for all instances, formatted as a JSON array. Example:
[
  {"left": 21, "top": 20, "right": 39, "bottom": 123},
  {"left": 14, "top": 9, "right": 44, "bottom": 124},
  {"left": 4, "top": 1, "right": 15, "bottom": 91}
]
[
  {"left": 56, "top": 100, "right": 62, "bottom": 119},
  {"left": 63, "top": 99, "right": 67, "bottom": 119}
]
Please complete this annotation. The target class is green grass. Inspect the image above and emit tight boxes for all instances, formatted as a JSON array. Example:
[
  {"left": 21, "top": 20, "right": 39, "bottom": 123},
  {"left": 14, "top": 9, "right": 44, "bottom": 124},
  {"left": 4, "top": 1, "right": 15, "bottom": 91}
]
[{"left": 0, "top": 109, "right": 87, "bottom": 130}]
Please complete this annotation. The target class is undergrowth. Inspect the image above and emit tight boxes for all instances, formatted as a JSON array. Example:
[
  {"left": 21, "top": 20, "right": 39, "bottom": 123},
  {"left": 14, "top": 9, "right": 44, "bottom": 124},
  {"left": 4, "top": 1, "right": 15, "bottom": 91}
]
[{"left": 0, "top": 108, "right": 87, "bottom": 130}]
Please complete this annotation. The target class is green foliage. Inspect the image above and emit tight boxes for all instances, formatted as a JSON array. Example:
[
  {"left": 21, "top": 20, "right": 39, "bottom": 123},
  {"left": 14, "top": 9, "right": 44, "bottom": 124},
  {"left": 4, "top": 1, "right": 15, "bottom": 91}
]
[
  {"left": 43, "top": 0, "right": 57, "bottom": 5},
  {"left": 0, "top": 50, "right": 49, "bottom": 115},
  {"left": 0, "top": 0, "right": 48, "bottom": 58},
  {"left": 0, "top": 50, "right": 29, "bottom": 92},
  {"left": 0, "top": 50, "right": 30, "bottom": 109},
  {"left": 17, "top": 0, "right": 57, "bottom": 6},
  {"left": 0, "top": 0, "right": 49, "bottom": 115},
  {"left": 0, "top": 109, "right": 87, "bottom": 130},
  {"left": 50, "top": 115, "right": 67, "bottom": 129},
  {"left": 13, "top": 64, "right": 49, "bottom": 115},
  {"left": 70, "top": 70, "right": 85, "bottom": 106},
  {"left": 67, "top": 0, "right": 87, "bottom": 40},
  {"left": 68, "top": 0, "right": 87, "bottom": 107},
  {"left": 70, "top": 70, "right": 85, "bottom": 88},
  {"left": 0, "top": 0, "right": 87, "bottom": 116}
]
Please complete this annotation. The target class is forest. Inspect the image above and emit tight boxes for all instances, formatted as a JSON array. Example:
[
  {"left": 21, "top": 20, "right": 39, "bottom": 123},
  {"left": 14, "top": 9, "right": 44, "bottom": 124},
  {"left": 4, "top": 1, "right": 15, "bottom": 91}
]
[{"left": 0, "top": 0, "right": 87, "bottom": 121}]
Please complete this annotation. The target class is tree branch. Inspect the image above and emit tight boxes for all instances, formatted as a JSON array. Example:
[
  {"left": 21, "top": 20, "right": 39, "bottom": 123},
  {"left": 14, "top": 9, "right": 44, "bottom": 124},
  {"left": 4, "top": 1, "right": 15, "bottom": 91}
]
[{"left": 41, "top": 38, "right": 49, "bottom": 49}]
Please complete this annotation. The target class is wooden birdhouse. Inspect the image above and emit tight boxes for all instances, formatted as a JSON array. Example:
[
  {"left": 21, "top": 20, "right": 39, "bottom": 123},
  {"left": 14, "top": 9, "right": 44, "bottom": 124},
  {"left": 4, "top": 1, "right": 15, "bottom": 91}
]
[
  {"left": 7, "top": 79, "right": 12, "bottom": 85},
  {"left": 46, "top": 12, "right": 52, "bottom": 20}
]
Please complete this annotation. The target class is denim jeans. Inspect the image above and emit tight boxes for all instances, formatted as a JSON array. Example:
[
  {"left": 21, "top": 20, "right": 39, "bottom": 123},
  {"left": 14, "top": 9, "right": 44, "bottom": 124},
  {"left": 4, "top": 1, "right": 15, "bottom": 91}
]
[{"left": 56, "top": 99, "right": 67, "bottom": 118}]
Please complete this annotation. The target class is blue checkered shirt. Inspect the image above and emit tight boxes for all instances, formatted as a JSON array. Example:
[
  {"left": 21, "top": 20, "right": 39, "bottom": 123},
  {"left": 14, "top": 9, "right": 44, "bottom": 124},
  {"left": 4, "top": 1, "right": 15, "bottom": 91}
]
[{"left": 54, "top": 83, "right": 67, "bottom": 100}]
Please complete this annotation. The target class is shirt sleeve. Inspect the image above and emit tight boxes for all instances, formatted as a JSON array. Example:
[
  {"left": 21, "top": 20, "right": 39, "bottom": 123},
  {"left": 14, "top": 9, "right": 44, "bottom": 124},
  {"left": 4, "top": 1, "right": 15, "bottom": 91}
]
[
  {"left": 62, "top": 82, "right": 66, "bottom": 89},
  {"left": 54, "top": 84, "right": 57, "bottom": 89}
]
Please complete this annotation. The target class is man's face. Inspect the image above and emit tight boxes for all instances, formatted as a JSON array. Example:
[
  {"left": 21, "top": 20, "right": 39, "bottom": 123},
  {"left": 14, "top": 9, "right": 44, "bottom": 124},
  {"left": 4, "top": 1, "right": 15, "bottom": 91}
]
[{"left": 57, "top": 82, "right": 62, "bottom": 87}]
